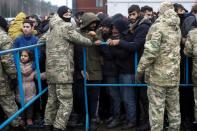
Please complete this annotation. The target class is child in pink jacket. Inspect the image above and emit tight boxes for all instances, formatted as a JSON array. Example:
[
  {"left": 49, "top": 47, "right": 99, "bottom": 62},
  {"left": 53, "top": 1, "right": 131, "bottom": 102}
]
[{"left": 16, "top": 50, "right": 45, "bottom": 125}]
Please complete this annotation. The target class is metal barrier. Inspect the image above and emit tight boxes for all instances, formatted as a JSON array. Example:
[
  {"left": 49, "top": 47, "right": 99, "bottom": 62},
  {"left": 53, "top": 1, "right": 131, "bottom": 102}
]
[
  {"left": 83, "top": 48, "right": 192, "bottom": 131},
  {"left": 0, "top": 43, "right": 47, "bottom": 130},
  {"left": 0, "top": 45, "right": 192, "bottom": 130}
]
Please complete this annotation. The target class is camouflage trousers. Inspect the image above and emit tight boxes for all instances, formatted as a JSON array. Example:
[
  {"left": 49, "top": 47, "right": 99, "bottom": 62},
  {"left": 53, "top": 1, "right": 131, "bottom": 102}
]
[
  {"left": 44, "top": 84, "right": 73, "bottom": 130},
  {"left": 0, "top": 92, "right": 20, "bottom": 127},
  {"left": 147, "top": 84, "right": 181, "bottom": 131},
  {"left": 194, "top": 86, "right": 197, "bottom": 122}
]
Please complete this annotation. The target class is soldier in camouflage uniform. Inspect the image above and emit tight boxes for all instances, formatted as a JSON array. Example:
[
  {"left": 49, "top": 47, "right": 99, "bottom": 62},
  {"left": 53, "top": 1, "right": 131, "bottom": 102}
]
[
  {"left": 0, "top": 16, "right": 23, "bottom": 130},
  {"left": 44, "top": 6, "right": 95, "bottom": 131},
  {"left": 184, "top": 25, "right": 197, "bottom": 124},
  {"left": 136, "top": 2, "right": 181, "bottom": 131}
]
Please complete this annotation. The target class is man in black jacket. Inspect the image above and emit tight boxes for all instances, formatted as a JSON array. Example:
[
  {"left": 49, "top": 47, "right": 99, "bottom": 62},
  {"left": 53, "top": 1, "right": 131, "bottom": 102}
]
[{"left": 109, "top": 5, "right": 151, "bottom": 130}]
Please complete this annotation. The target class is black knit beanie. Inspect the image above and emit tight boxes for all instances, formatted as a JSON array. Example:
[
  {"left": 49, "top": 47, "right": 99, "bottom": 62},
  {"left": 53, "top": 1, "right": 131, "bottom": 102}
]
[
  {"left": 0, "top": 16, "right": 8, "bottom": 32},
  {"left": 57, "top": 6, "right": 70, "bottom": 19}
]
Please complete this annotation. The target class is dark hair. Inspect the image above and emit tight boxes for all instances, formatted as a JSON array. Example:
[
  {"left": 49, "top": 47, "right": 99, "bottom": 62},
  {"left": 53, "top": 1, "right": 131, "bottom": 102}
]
[
  {"left": 128, "top": 5, "right": 140, "bottom": 13},
  {"left": 100, "top": 17, "right": 112, "bottom": 28},
  {"left": 141, "top": 5, "right": 153, "bottom": 13},
  {"left": 20, "top": 50, "right": 34, "bottom": 62},
  {"left": 23, "top": 19, "right": 34, "bottom": 27},
  {"left": 74, "top": 11, "right": 84, "bottom": 19},
  {"left": 0, "top": 16, "right": 8, "bottom": 32},
  {"left": 29, "top": 14, "right": 40, "bottom": 23},
  {"left": 49, "top": 12, "right": 55, "bottom": 16},
  {"left": 174, "top": 3, "right": 187, "bottom": 13},
  {"left": 97, "top": 12, "right": 108, "bottom": 22},
  {"left": 112, "top": 13, "right": 124, "bottom": 21},
  {"left": 191, "top": 4, "right": 197, "bottom": 14}
]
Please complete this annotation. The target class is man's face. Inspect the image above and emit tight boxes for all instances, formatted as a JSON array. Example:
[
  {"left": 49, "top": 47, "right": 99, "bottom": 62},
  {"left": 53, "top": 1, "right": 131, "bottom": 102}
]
[
  {"left": 102, "top": 26, "right": 110, "bottom": 34},
  {"left": 63, "top": 10, "right": 72, "bottom": 19},
  {"left": 88, "top": 22, "right": 97, "bottom": 31},
  {"left": 144, "top": 10, "right": 153, "bottom": 20},
  {"left": 74, "top": 16, "right": 82, "bottom": 27},
  {"left": 29, "top": 17, "right": 37, "bottom": 27},
  {"left": 128, "top": 11, "right": 139, "bottom": 23},
  {"left": 177, "top": 8, "right": 185, "bottom": 14},
  {"left": 112, "top": 26, "right": 119, "bottom": 36},
  {"left": 22, "top": 23, "right": 32, "bottom": 35}
]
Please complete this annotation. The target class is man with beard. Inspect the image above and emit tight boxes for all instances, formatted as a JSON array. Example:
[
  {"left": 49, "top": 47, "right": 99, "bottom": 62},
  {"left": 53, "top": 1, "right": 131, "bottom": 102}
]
[
  {"left": 141, "top": 6, "right": 154, "bottom": 23},
  {"left": 98, "top": 17, "right": 118, "bottom": 123},
  {"left": 109, "top": 5, "right": 151, "bottom": 130}
]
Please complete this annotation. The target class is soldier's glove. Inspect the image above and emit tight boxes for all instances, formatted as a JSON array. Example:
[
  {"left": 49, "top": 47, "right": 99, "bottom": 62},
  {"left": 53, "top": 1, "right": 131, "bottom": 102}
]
[
  {"left": 135, "top": 72, "right": 143, "bottom": 84},
  {"left": 9, "top": 78, "right": 18, "bottom": 90}
]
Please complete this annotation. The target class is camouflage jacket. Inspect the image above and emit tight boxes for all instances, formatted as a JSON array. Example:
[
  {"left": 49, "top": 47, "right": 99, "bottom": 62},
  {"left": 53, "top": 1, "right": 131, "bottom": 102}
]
[
  {"left": 0, "top": 27, "right": 17, "bottom": 95},
  {"left": 184, "top": 28, "right": 197, "bottom": 57},
  {"left": 46, "top": 14, "right": 93, "bottom": 84},
  {"left": 137, "top": 9, "right": 181, "bottom": 86},
  {"left": 184, "top": 28, "right": 197, "bottom": 82}
]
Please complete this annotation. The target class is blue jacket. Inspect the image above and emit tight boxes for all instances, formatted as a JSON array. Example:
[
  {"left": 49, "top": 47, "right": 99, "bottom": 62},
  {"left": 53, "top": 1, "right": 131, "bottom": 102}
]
[{"left": 13, "top": 35, "right": 39, "bottom": 70}]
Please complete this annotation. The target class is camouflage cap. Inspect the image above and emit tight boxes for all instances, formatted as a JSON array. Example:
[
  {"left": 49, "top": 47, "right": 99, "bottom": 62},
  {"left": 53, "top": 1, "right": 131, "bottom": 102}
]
[{"left": 159, "top": 1, "right": 174, "bottom": 15}]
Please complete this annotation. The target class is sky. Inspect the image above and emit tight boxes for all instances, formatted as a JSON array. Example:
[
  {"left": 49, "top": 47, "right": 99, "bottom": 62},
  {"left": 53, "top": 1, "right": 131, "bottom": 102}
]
[{"left": 45, "top": 0, "right": 72, "bottom": 8}]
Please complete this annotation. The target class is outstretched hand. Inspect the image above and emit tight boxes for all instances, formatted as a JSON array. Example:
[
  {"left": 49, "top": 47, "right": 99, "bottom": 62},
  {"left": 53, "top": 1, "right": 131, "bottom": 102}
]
[
  {"left": 87, "top": 31, "right": 97, "bottom": 38},
  {"left": 107, "top": 39, "right": 120, "bottom": 46}
]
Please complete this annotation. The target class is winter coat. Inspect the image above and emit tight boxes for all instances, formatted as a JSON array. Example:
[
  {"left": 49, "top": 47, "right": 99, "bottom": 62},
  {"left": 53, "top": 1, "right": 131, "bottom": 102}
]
[
  {"left": 137, "top": 9, "right": 181, "bottom": 86},
  {"left": 0, "top": 27, "right": 17, "bottom": 96},
  {"left": 8, "top": 12, "right": 26, "bottom": 40},
  {"left": 46, "top": 14, "right": 93, "bottom": 84},
  {"left": 79, "top": 12, "right": 103, "bottom": 80},
  {"left": 110, "top": 18, "right": 134, "bottom": 74},
  {"left": 13, "top": 35, "right": 39, "bottom": 70},
  {"left": 16, "top": 62, "right": 36, "bottom": 103},
  {"left": 181, "top": 15, "right": 196, "bottom": 38}
]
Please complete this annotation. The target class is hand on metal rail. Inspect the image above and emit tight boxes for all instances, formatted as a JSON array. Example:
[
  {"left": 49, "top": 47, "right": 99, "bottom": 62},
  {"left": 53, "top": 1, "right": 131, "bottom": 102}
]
[
  {"left": 135, "top": 72, "right": 143, "bottom": 84},
  {"left": 81, "top": 70, "right": 89, "bottom": 80}
]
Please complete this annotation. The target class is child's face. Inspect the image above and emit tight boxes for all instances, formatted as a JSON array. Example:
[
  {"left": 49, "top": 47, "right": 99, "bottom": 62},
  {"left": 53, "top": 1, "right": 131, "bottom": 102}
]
[{"left": 21, "top": 51, "right": 29, "bottom": 63}]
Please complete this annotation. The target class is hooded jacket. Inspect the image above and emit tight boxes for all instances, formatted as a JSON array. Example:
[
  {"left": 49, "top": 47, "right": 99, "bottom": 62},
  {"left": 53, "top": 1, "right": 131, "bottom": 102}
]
[
  {"left": 116, "top": 17, "right": 151, "bottom": 53},
  {"left": 8, "top": 12, "right": 26, "bottom": 40},
  {"left": 78, "top": 12, "right": 103, "bottom": 80},
  {"left": 46, "top": 14, "right": 92, "bottom": 84},
  {"left": 137, "top": 9, "right": 181, "bottom": 86},
  {"left": 80, "top": 12, "right": 100, "bottom": 30}
]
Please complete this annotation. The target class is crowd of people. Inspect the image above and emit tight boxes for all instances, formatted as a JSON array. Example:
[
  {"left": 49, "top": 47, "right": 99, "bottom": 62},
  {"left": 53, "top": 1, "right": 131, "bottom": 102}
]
[{"left": 0, "top": 1, "right": 197, "bottom": 131}]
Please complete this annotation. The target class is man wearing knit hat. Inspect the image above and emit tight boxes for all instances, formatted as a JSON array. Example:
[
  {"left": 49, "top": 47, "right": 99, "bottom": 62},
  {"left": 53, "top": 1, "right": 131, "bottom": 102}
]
[
  {"left": 57, "top": 5, "right": 72, "bottom": 22},
  {"left": 44, "top": 6, "right": 98, "bottom": 131}
]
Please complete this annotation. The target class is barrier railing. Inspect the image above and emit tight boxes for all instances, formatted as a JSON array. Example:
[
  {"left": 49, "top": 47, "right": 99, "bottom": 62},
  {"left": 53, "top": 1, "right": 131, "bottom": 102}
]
[
  {"left": 83, "top": 48, "right": 192, "bottom": 131},
  {"left": 0, "top": 45, "right": 192, "bottom": 130},
  {"left": 0, "top": 43, "right": 47, "bottom": 130}
]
